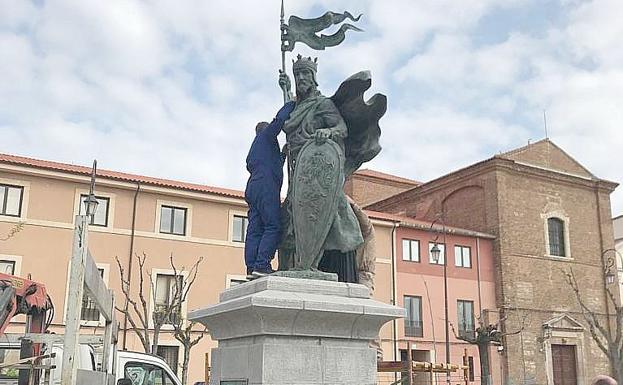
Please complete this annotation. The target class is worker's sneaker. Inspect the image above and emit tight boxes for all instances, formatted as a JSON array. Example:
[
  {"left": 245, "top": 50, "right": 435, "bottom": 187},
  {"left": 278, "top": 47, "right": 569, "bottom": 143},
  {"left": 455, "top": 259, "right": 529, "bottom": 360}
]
[
  {"left": 246, "top": 267, "right": 255, "bottom": 280},
  {"left": 251, "top": 267, "right": 275, "bottom": 278}
]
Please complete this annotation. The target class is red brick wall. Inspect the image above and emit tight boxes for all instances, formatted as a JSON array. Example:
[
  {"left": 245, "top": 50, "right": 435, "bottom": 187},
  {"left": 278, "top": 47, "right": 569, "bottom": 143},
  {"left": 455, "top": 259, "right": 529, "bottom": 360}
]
[{"left": 345, "top": 175, "right": 416, "bottom": 206}]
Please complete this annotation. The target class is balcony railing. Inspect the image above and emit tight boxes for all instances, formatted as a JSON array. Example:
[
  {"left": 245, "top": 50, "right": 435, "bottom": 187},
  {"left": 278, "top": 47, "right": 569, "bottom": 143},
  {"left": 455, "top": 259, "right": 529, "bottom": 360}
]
[{"left": 404, "top": 320, "right": 423, "bottom": 337}]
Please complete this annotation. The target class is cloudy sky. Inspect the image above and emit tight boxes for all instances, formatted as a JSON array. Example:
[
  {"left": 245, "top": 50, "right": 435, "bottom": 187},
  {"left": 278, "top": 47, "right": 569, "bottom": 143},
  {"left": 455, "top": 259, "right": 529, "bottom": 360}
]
[{"left": 1, "top": 0, "right": 622, "bottom": 214}]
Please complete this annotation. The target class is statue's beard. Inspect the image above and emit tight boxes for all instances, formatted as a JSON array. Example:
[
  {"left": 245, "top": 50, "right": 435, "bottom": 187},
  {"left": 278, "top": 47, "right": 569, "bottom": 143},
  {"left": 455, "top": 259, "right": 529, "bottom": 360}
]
[{"left": 296, "top": 82, "right": 315, "bottom": 99}]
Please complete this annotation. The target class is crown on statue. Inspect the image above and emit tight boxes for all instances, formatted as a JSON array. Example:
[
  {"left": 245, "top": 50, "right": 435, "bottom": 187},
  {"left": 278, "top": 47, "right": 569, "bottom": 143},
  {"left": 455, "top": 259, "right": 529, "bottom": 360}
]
[{"left": 292, "top": 54, "right": 318, "bottom": 73}]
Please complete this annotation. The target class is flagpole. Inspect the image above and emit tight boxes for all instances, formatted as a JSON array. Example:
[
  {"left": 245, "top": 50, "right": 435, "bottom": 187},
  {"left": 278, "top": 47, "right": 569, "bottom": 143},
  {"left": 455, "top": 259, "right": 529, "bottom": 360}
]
[{"left": 280, "top": 0, "right": 287, "bottom": 103}]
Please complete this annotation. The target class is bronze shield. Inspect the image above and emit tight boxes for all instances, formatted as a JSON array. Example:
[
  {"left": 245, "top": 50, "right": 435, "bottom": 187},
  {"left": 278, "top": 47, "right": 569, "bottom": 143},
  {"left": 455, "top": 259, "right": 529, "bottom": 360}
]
[{"left": 292, "top": 139, "right": 343, "bottom": 269}]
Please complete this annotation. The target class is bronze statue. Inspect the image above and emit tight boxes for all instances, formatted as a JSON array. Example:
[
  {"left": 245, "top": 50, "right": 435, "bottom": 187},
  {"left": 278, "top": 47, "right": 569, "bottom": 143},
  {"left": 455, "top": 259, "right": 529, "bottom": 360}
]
[{"left": 277, "top": 55, "right": 386, "bottom": 276}]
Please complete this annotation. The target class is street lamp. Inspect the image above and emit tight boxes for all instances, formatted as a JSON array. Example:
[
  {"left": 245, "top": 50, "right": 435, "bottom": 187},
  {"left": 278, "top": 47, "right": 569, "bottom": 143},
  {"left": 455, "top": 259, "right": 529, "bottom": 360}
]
[
  {"left": 83, "top": 194, "right": 99, "bottom": 218},
  {"left": 431, "top": 243, "right": 441, "bottom": 263},
  {"left": 84, "top": 160, "right": 99, "bottom": 219},
  {"left": 606, "top": 268, "right": 616, "bottom": 286},
  {"left": 603, "top": 248, "right": 623, "bottom": 286},
  {"left": 429, "top": 215, "right": 450, "bottom": 385}
]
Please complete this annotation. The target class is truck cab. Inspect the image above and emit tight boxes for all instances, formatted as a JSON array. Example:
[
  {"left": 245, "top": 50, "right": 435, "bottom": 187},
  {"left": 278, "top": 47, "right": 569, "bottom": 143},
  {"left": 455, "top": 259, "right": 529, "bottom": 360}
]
[
  {"left": 116, "top": 350, "right": 181, "bottom": 385},
  {"left": 15, "top": 345, "right": 182, "bottom": 385}
]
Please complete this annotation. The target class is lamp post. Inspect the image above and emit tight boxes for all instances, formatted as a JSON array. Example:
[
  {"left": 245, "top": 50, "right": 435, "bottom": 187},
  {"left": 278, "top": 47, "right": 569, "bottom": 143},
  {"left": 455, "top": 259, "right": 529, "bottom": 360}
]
[
  {"left": 604, "top": 248, "right": 623, "bottom": 287},
  {"left": 429, "top": 216, "right": 450, "bottom": 385},
  {"left": 84, "top": 160, "right": 99, "bottom": 219}
]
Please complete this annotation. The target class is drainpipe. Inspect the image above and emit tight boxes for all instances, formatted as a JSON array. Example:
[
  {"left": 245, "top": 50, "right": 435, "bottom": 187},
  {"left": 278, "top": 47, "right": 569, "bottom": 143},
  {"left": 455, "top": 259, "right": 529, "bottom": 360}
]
[
  {"left": 391, "top": 221, "right": 399, "bottom": 382},
  {"left": 122, "top": 181, "right": 140, "bottom": 350},
  {"left": 594, "top": 182, "right": 615, "bottom": 377},
  {"left": 476, "top": 237, "right": 482, "bottom": 315}
]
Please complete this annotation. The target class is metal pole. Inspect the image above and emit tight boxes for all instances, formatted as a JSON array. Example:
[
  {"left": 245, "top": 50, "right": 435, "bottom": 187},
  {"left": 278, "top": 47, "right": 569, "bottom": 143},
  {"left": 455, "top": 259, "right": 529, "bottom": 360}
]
[
  {"left": 463, "top": 348, "right": 469, "bottom": 385},
  {"left": 406, "top": 341, "right": 413, "bottom": 385},
  {"left": 280, "top": 0, "right": 288, "bottom": 103},
  {"left": 391, "top": 222, "right": 399, "bottom": 385},
  {"left": 442, "top": 217, "right": 450, "bottom": 385},
  {"left": 122, "top": 182, "right": 140, "bottom": 350}
]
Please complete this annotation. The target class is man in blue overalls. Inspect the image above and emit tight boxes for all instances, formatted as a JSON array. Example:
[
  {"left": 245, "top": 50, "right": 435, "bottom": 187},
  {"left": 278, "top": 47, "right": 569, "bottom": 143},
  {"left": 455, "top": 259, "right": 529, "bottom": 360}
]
[{"left": 244, "top": 102, "right": 295, "bottom": 277}]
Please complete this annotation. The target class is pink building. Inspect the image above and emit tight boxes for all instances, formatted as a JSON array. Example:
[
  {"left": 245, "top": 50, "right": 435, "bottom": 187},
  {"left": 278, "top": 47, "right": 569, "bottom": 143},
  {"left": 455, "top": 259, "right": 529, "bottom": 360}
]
[{"left": 373, "top": 211, "right": 500, "bottom": 385}]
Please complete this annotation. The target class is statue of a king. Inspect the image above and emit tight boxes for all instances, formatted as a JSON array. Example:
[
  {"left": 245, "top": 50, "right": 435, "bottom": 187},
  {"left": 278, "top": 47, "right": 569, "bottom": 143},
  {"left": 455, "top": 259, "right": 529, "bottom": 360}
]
[{"left": 278, "top": 55, "right": 386, "bottom": 275}]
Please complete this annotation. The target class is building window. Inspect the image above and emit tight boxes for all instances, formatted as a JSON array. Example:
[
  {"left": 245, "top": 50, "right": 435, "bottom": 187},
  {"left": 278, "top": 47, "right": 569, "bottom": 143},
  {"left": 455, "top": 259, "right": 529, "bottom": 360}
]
[
  {"left": 454, "top": 246, "right": 471, "bottom": 268},
  {"left": 81, "top": 268, "right": 104, "bottom": 322},
  {"left": 159, "top": 206, "right": 187, "bottom": 236},
  {"left": 156, "top": 345, "right": 179, "bottom": 375},
  {"left": 457, "top": 300, "right": 475, "bottom": 340},
  {"left": 0, "top": 184, "right": 23, "bottom": 217},
  {"left": 154, "top": 274, "right": 183, "bottom": 325},
  {"left": 428, "top": 242, "right": 445, "bottom": 265},
  {"left": 402, "top": 239, "right": 420, "bottom": 262},
  {"left": 548, "top": 217, "right": 566, "bottom": 257},
  {"left": 404, "top": 296, "right": 423, "bottom": 337},
  {"left": 0, "top": 260, "right": 15, "bottom": 275},
  {"left": 79, "top": 195, "right": 110, "bottom": 227},
  {"left": 232, "top": 215, "right": 248, "bottom": 243}
]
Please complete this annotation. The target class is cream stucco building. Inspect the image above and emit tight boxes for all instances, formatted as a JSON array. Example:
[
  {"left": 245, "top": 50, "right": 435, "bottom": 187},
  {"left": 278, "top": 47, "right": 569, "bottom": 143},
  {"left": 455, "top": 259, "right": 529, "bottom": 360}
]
[{"left": 0, "top": 153, "right": 399, "bottom": 384}]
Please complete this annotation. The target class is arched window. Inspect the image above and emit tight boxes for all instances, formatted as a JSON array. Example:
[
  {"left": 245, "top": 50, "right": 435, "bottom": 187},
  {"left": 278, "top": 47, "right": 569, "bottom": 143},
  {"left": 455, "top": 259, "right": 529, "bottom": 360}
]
[{"left": 548, "top": 217, "right": 566, "bottom": 257}]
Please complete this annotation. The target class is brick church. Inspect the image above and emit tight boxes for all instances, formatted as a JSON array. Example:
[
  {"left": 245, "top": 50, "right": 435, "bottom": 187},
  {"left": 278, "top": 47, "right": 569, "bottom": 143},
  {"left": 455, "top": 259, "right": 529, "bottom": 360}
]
[{"left": 362, "top": 139, "right": 618, "bottom": 384}]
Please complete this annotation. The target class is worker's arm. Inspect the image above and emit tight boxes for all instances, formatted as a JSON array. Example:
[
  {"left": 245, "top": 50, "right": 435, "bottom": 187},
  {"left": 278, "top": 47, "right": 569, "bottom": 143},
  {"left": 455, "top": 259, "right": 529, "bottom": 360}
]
[{"left": 262, "top": 101, "right": 295, "bottom": 138}]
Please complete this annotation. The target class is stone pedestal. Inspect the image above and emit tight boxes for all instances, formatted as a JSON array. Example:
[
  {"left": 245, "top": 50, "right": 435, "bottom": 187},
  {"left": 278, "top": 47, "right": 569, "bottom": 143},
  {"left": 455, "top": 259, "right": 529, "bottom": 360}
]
[{"left": 188, "top": 276, "right": 403, "bottom": 385}]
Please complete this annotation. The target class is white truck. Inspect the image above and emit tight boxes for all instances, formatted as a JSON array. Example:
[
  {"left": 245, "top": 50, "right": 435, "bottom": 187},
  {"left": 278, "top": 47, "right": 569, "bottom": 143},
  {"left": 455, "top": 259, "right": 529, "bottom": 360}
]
[
  {"left": 0, "top": 343, "right": 182, "bottom": 385},
  {"left": 52, "top": 346, "right": 182, "bottom": 385},
  {"left": 110, "top": 350, "right": 182, "bottom": 385}
]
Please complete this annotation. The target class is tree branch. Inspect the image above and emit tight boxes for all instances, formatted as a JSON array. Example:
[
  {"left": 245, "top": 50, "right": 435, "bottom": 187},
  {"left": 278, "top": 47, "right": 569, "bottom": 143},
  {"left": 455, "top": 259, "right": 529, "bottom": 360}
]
[
  {"left": 0, "top": 222, "right": 24, "bottom": 241},
  {"left": 115, "top": 255, "right": 150, "bottom": 352},
  {"left": 499, "top": 312, "right": 528, "bottom": 337},
  {"left": 449, "top": 322, "right": 477, "bottom": 343},
  {"left": 564, "top": 268, "right": 611, "bottom": 355}
]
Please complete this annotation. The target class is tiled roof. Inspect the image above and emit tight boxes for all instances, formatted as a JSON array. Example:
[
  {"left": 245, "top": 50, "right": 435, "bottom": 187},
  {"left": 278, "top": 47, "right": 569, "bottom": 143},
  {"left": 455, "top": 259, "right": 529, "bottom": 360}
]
[
  {"left": 364, "top": 209, "right": 496, "bottom": 239},
  {"left": 354, "top": 169, "right": 420, "bottom": 185},
  {"left": 0, "top": 153, "right": 245, "bottom": 199},
  {"left": 0, "top": 152, "right": 495, "bottom": 237}
]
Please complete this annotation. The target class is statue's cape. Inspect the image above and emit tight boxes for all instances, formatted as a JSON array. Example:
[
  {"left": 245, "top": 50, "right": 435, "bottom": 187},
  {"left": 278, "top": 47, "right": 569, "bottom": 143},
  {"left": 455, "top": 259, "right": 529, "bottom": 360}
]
[{"left": 330, "top": 71, "right": 387, "bottom": 176}]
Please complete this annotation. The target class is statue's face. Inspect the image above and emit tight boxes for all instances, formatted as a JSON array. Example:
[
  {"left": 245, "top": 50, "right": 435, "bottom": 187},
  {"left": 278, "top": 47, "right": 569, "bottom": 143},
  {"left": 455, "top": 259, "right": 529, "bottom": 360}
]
[{"left": 294, "top": 68, "right": 315, "bottom": 96}]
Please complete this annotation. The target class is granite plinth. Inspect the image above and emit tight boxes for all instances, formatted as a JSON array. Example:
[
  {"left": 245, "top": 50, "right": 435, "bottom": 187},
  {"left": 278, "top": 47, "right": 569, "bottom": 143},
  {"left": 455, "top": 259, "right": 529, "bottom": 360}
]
[
  {"left": 271, "top": 270, "right": 338, "bottom": 281},
  {"left": 188, "top": 276, "right": 404, "bottom": 385}
]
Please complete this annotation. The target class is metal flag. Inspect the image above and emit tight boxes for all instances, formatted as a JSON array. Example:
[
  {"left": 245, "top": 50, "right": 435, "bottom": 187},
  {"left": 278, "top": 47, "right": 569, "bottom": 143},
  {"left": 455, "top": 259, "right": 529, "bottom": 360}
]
[{"left": 281, "top": 11, "right": 363, "bottom": 52}]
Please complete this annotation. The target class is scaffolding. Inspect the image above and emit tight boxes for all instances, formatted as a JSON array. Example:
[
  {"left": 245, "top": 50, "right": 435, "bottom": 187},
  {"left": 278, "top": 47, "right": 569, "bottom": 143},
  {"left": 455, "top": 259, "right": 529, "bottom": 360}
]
[{"left": 377, "top": 342, "right": 473, "bottom": 385}]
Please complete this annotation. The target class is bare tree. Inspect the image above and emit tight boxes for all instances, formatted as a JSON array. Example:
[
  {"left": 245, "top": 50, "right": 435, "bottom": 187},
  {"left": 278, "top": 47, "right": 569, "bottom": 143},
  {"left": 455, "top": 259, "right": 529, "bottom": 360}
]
[
  {"left": 173, "top": 320, "right": 207, "bottom": 385},
  {"left": 1, "top": 222, "right": 24, "bottom": 241},
  {"left": 168, "top": 256, "right": 206, "bottom": 385},
  {"left": 116, "top": 253, "right": 152, "bottom": 353},
  {"left": 115, "top": 253, "right": 203, "bottom": 358},
  {"left": 450, "top": 312, "right": 525, "bottom": 385},
  {"left": 565, "top": 267, "right": 622, "bottom": 381}
]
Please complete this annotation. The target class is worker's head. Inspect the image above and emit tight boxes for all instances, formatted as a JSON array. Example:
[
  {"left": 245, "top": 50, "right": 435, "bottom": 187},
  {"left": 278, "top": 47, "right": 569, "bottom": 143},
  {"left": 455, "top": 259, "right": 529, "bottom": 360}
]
[{"left": 255, "top": 121, "right": 269, "bottom": 134}]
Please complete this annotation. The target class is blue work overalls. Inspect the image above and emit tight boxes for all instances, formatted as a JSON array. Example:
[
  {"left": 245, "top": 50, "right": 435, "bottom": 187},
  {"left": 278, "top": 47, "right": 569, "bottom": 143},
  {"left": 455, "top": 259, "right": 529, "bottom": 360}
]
[{"left": 244, "top": 102, "right": 294, "bottom": 271}]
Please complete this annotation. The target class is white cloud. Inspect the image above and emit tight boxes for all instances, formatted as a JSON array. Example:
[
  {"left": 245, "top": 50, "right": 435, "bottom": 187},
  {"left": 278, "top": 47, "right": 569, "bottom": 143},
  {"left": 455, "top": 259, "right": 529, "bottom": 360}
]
[
  {"left": 566, "top": 0, "right": 623, "bottom": 69},
  {"left": 376, "top": 104, "right": 528, "bottom": 181},
  {"left": 0, "top": 0, "right": 621, "bottom": 215}
]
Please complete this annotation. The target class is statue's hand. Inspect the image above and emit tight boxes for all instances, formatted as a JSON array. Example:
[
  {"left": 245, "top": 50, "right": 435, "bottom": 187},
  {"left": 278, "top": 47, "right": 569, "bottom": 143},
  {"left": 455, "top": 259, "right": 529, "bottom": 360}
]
[
  {"left": 278, "top": 70, "right": 291, "bottom": 92},
  {"left": 314, "top": 128, "right": 332, "bottom": 144}
]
